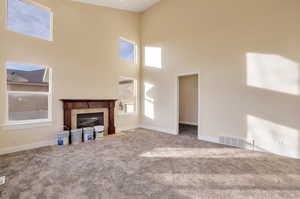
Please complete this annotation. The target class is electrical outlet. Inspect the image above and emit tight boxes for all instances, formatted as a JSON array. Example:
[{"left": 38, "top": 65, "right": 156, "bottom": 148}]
[{"left": 0, "top": 176, "right": 5, "bottom": 185}]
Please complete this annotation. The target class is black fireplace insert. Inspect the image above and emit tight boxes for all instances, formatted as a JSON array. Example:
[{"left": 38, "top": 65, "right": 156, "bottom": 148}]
[{"left": 77, "top": 112, "right": 104, "bottom": 128}]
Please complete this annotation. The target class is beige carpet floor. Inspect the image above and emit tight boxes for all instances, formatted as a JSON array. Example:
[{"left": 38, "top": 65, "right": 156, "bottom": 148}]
[{"left": 1, "top": 129, "right": 300, "bottom": 199}]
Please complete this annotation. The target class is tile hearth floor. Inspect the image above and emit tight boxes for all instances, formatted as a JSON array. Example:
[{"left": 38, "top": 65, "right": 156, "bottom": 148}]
[{"left": 1, "top": 128, "right": 300, "bottom": 199}]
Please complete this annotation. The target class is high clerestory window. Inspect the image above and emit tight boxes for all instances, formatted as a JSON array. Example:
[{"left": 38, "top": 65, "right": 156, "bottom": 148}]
[
  {"left": 119, "top": 39, "right": 136, "bottom": 63},
  {"left": 7, "top": 0, "right": 52, "bottom": 41},
  {"left": 144, "top": 46, "right": 162, "bottom": 68}
]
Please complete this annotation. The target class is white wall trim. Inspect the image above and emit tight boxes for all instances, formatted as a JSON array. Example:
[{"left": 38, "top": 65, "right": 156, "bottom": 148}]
[
  {"left": 1, "top": 129, "right": 299, "bottom": 159},
  {"left": 198, "top": 135, "right": 220, "bottom": 145},
  {"left": 139, "top": 125, "right": 177, "bottom": 135},
  {"left": 179, "top": 121, "right": 198, "bottom": 126},
  {"left": 116, "top": 125, "right": 139, "bottom": 133},
  {"left": 0, "top": 140, "right": 56, "bottom": 156},
  {"left": 0, "top": 126, "right": 139, "bottom": 156},
  {"left": 198, "top": 135, "right": 300, "bottom": 159}
]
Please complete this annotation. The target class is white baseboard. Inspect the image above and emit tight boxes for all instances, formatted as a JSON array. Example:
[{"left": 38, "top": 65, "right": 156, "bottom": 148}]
[
  {"left": 198, "top": 135, "right": 220, "bottom": 144},
  {"left": 179, "top": 121, "right": 198, "bottom": 126},
  {"left": 0, "top": 126, "right": 139, "bottom": 155},
  {"left": 116, "top": 126, "right": 139, "bottom": 133},
  {"left": 2, "top": 130, "right": 299, "bottom": 160},
  {"left": 138, "top": 125, "right": 177, "bottom": 135},
  {"left": 0, "top": 140, "right": 56, "bottom": 156},
  {"left": 198, "top": 135, "right": 300, "bottom": 159}
]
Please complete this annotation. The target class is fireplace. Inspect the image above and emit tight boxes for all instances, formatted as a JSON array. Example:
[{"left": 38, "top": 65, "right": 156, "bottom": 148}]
[
  {"left": 61, "top": 99, "right": 117, "bottom": 135},
  {"left": 77, "top": 112, "right": 104, "bottom": 129},
  {"left": 71, "top": 108, "right": 109, "bottom": 134}
]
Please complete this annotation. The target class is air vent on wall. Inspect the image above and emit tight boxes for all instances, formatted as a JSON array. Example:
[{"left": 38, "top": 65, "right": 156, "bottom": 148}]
[{"left": 219, "top": 136, "right": 251, "bottom": 149}]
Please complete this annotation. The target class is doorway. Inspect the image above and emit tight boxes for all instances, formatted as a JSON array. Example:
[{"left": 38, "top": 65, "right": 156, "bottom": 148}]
[{"left": 177, "top": 74, "right": 199, "bottom": 138}]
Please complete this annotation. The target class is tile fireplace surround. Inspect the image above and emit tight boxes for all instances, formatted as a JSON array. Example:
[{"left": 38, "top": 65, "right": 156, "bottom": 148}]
[{"left": 60, "top": 99, "right": 117, "bottom": 135}]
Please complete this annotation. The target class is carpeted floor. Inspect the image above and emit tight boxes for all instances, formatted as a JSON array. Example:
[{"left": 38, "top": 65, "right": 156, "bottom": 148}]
[{"left": 1, "top": 129, "right": 300, "bottom": 199}]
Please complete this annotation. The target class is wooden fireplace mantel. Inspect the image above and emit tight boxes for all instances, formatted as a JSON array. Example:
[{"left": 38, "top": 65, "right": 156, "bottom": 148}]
[{"left": 60, "top": 99, "right": 117, "bottom": 135}]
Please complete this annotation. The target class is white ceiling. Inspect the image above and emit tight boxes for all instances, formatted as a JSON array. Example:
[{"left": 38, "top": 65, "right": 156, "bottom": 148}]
[{"left": 71, "top": 0, "right": 160, "bottom": 12}]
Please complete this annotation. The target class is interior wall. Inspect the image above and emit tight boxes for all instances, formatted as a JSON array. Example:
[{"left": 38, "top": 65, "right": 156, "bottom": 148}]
[
  {"left": 0, "top": 0, "right": 140, "bottom": 151},
  {"left": 179, "top": 75, "right": 198, "bottom": 125},
  {"left": 140, "top": 0, "right": 300, "bottom": 158}
]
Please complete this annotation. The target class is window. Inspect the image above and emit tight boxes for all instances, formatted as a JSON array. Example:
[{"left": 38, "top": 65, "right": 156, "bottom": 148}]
[
  {"left": 118, "top": 78, "right": 137, "bottom": 114},
  {"left": 145, "top": 46, "right": 162, "bottom": 68},
  {"left": 7, "top": 0, "right": 52, "bottom": 40},
  {"left": 6, "top": 62, "right": 51, "bottom": 123},
  {"left": 119, "top": 39, "right": 136, "bottom": 63}
]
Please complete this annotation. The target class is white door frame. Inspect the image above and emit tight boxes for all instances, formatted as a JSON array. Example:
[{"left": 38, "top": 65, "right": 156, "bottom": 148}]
[{"left": 175, "top": 72, "right": 200, "bottom": 137}]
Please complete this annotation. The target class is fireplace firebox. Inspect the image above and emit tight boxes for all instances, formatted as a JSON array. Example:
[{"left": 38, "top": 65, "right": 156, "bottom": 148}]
[{"left": 77, "top": 112, "right": 104, "bottom": 129}]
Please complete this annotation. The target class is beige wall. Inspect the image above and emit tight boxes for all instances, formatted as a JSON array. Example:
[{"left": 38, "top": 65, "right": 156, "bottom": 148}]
[
  {"left": 179, "top": 75, "right": 198, "bottom": 125},
  {"left": 0, "top": 0, "right": 140, "bottom": 150},
  {"left": 141, "top": 0, "right": 300, "bottom": 158}
]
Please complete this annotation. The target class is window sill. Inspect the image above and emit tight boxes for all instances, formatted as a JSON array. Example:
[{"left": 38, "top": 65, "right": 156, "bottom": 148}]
[{"left": 1, "top": 119, "right": 53, "bottom": 130}]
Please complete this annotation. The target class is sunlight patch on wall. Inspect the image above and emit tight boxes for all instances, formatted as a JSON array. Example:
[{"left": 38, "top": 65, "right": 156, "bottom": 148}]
[
  {"left": 145, "top": 47, "right": 162, "bottom": 68},
  {"left": 140, "top": 148, "right": 264, "bottom": 158},
  {"left": 247, "top": 53, "right": 299, "bottom": 95},
  {"left": 247, "top": 115, "right": 299, "bottom": 158},
  {"left": 144, "top": 82, "right": 154, "bottom": 119}
]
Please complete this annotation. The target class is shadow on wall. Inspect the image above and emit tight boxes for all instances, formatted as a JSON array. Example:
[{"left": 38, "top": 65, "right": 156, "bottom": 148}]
[
  {"left": 245, "top": 53, "right": 300, "bottom": 158},
  {"left": 247, "top": 115, "right": 299, "bottom": 158}
]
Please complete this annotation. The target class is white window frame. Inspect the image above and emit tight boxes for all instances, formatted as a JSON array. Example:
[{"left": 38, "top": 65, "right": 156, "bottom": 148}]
[
  {"left": 5, "top": 0, "right": 54, "bottom": 41},
  {"left": 119, "top": 37, "right": 138, "bottom": 64},
  {"left": 118, "top": 77, "right": 138, "bottom": 115},
  {"left": 5, "top": 63, "right": 53, "bottom": 126}
]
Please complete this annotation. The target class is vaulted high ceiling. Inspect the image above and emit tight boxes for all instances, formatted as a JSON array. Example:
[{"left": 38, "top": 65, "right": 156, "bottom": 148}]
[{"left": 71, "top": 0, "right": 160, "bottom": 12}]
